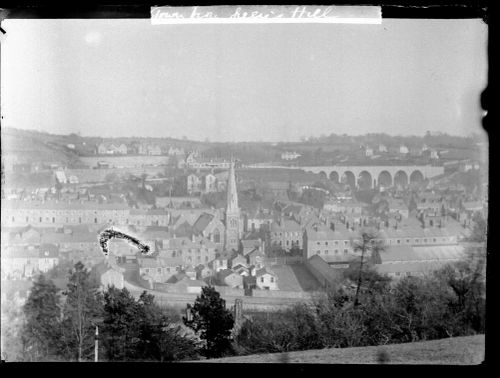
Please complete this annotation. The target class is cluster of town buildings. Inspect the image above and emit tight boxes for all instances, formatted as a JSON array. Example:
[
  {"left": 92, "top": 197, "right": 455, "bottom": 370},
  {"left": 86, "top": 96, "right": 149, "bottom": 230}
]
[
  {"left": 360, "top": 144, "right": 441, "bottom": 159},
  {"left": 2, "top": 161, "right": 282, "bottom": 295},
  {"left": 95, "top": 142, "right": 185, "bottom": 156},
  {"left": 2, "top": 143, "right": 486, "bottom": 305}
]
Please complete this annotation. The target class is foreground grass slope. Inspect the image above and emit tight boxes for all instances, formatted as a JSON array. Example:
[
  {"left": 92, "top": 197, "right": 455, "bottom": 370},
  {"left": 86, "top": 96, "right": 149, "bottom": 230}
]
[{"left": 197, "top": 335, "right": 485, "bottom": 364}]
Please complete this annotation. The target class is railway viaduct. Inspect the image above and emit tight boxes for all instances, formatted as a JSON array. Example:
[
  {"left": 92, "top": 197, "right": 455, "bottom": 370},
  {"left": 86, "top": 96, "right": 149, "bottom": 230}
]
[{"left": 300, "top": 165, "right": 444, "bottom": 189}]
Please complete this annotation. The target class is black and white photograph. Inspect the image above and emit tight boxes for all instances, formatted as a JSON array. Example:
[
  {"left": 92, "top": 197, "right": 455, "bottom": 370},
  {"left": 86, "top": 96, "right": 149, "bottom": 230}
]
[{"left": 0, "top": 4, "right": 488, "bottom": 364}]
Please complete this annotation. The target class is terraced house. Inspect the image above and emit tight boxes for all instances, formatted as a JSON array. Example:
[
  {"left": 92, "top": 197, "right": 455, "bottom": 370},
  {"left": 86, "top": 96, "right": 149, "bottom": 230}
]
[
  {"left": 270, "top": 217, "right": 303, "bottom": 251},
  {"left": 160, "top": 235, "right": 217, "bottom": 266},
  {"left": 1, "top": 200, "right": 130, "bottom": 226},
  {"left": 303, "top": 222, "right": 359, "bottom": 263},
  {"left": 2, "top": 199, "right": 173, "bottom": 228}
]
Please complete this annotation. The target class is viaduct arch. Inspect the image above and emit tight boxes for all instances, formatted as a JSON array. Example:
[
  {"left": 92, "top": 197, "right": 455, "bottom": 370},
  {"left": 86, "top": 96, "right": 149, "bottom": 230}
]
[{"left": 302, "top": 165, "right": 444, "bottom": 189}]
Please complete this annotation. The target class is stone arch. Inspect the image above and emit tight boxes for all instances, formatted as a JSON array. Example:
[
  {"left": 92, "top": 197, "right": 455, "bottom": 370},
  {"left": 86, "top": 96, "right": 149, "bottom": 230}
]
[
  {"left": 318, "top": 171, "right": 327, "bottom": 180},
  {"left": 378, "top": 170, "right": 392, "bottom": 188},
  {"left": 341, "top": 171, "right": 356, "bottom": 189},
  {"left": 357, "top": 170, "right": 372, "bottom": 190},
  {"left": 329, "top": 171, "right": 339, "bottom": 183},
  {"left": 394, "top": 170, "right": 408, "bottom": 187},
  {"left": 409, "top": 170, "right": 424, "bottom": 184}
]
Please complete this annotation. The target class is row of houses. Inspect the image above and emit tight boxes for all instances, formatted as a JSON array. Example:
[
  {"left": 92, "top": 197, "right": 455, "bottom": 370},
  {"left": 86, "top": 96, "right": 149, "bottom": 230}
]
[
  {"left": 1, "top": 199, "right": 171, "bottom": 227},
  {"left": 361, "top": 144, "right": 441, "bottom": 158},
  {"left": 96, "top": 142, "right": 186, "bottom": 156}
]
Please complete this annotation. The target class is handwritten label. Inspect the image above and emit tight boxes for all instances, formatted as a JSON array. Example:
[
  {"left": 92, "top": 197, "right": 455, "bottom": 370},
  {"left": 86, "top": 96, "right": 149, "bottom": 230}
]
[{"left": 151, "top": 6, "right": 382, "bottom": 24}]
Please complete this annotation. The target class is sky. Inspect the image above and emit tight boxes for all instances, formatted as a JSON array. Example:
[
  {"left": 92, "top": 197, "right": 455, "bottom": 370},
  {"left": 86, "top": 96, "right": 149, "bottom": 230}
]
[{"left": 1, "top": 17, "right": 488, "bottom": 142}]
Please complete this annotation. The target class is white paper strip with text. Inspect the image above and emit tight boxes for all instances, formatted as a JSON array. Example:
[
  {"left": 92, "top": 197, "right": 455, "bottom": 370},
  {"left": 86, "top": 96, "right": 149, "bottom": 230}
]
[{"left": 151, "top": 6, "right": 382, "bottom": 25}]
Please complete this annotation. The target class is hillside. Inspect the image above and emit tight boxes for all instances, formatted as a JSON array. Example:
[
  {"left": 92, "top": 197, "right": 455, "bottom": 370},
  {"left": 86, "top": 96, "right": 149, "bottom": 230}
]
[
  {"left": 193, "top": 335, "right": 485, "bottom": 364},
  {"left": 1, "top": 128, "right": 83, "bottom": 167}
]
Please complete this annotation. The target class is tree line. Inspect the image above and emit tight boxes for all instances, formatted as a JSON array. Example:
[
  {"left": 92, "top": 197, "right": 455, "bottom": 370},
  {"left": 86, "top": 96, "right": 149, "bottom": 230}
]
[{"left": 1, "top": 240, "right": 486, "bottom": 362}]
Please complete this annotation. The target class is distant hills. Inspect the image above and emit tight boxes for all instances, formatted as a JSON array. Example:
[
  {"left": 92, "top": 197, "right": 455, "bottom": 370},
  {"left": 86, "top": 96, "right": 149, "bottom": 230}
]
[{"left": 1, "top": 127, "right": 485, "bottom": 168}]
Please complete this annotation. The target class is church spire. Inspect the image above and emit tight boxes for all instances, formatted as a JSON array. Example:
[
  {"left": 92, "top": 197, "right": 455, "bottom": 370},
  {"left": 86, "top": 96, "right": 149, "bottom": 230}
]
[
  {"left": 226, "top": 158, "right": 238, "bottom": 214},
  {"left": 224, "top": 158, "right": 240, "bottom": 252}
]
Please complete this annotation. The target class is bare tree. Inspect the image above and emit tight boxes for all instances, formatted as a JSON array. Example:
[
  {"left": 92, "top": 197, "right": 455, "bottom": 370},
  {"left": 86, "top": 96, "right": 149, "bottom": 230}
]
[{"left": 352, "top": 230, "right": 385, "bottom": 306}]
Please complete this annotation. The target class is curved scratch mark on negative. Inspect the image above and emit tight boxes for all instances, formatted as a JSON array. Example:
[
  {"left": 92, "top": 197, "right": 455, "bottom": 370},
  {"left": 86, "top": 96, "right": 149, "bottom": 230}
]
[{"left": 99, "top": 228, "right": 152, "bottom": 257}]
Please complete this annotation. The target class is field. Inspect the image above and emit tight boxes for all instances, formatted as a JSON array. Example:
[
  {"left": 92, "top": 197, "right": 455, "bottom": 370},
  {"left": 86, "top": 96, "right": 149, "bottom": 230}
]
[{"left": 196, "top": 335, "right": 485, "bottom": 364}]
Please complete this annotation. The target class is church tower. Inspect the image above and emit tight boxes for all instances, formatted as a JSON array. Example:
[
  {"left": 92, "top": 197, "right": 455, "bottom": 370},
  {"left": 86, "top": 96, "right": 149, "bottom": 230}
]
[{"left": 225, "top": 159, "right": 240, "bottom": 252}]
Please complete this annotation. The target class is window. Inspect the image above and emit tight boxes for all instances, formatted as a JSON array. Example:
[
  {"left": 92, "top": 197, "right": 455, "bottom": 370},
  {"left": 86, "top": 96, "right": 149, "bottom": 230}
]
[
  {"left": 52, "top": 217, "right": 55, "bottom": 223},
  {"left": 324, "top": 250, "right": 328, "bottom": 254},
  {"left": 79, "top": 217, "right": 82, "bottom": 224},
  {"left": 157, "top": 268, "right": 161, "bottom": 273},
  {"left": 316, "top": 251, "right": 320, "bottom": 254},
  {"left": 335, "top": 249, "right": 339, "bottom": 254},
  {"left": 397, "top": 239, "right": 401, "bottom": 244},
  {"left": 335, "top": 241, "right": 339, "bottom": 245},
  {"left": 39, "top": 217, "right": 42, "bottom": 223},
  {"left": 433, "top": 238, "right": 437, "bottom": 242},
  {"left": 406, "top": 239, "right": 410, "bottom": 243},
  {"left": 213, "top": 228, "right": 221, "bottom": 243},
  {"left": 270, "top": 277, "right": 274, "bottom": 283},
  {"left": 145, "top": 268, "right": 150, "bottom": 273},
  {"left": 260, "top": 277, "right": 264, "bottom": 283},
  {"left": 317, "top": 241, "right": 320, "bottom": 245},
  {"left": 423, "top": 238, "right": 427, "bottom": 243},
  {"left": 325, "top": 241, "right": 328, "bottom": 246},
  {"left": 94, "top": 218, "right": 98, "bottom": 223},
  {"left": 344, "top": 241, "right": 348, "bottom": 245},
  {"left": 344, "top": 249, "right": 348, "bottom": 254}
]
